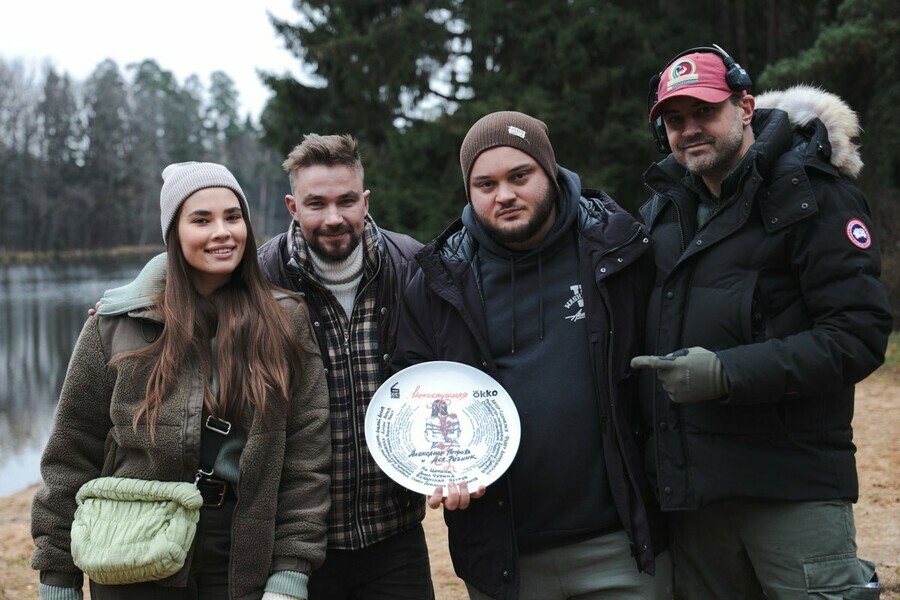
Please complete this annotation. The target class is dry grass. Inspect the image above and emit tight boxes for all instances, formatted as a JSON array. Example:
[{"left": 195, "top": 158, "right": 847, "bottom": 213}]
[{"left": 3, "top": 372, "right": 897, "bottom": 599}]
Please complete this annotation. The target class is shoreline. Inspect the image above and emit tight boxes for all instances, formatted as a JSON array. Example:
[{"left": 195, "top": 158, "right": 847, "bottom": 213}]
[
  {"left": 3, "top": 373, "right": 898, "bottom": 599},
  {"left": 1, "top": 245, "right": 165, "bottom": 266}
]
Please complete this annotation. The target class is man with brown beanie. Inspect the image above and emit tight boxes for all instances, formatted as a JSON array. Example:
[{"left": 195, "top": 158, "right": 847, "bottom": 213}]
[{"left": 392, "top": 111, "right": 672, "bottom": 599}]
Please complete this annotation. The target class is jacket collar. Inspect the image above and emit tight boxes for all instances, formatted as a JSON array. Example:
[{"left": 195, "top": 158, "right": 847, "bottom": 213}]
[
  {"left": 421, "top": 189, "right": 649, "bottom": 280},
  {"left": 126, "top": 305, "right": 164, "bottom": 323},
  {"left": 754, "top": 84, "right": 863, "bottom": 179},
  {"left": 642, "top": 106, "right": 821, "bottom": 235}
]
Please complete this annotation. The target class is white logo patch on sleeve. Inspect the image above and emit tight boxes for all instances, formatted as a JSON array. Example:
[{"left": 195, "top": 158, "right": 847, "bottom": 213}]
[{"left": 845, "top": 218, "right": 872, "bottom": 249}]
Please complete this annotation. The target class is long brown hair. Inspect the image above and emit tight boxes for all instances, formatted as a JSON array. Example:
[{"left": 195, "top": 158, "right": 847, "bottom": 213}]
[{"left": 122, "top": 196, "right": 305, "bottom": 440}]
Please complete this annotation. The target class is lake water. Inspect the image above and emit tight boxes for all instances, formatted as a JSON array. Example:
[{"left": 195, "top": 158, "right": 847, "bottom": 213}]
[{"left": 0, "top": 255, "right": 157, "bottom": 496}]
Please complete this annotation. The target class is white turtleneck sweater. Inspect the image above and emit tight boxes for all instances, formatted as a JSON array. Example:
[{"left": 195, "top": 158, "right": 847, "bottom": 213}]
[{"left": 308, "top": 243, "right": 364, "bottom": 318}]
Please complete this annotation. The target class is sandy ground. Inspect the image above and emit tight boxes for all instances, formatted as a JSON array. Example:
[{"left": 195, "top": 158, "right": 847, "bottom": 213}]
[{"left": 2, "top": 374, "right": 897, "bottom": 600}]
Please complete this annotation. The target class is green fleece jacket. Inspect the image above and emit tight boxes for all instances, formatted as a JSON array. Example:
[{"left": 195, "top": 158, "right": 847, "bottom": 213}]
[{"left": 31, "top": 278, "right": 331, "bottom": 600}]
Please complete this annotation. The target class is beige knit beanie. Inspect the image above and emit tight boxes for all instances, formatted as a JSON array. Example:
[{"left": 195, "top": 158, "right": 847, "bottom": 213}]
[
  {"left": 459, "top": 111, "right": 559, "bottom": 201},
  {"left": 159, "top": 162, "right": 249, "bottom": 242}
]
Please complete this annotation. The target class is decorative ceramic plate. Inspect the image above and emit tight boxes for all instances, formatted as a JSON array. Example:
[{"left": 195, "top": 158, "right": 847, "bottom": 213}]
[{"left": 365, "top": 361, "right": 521, "bottom": 495}]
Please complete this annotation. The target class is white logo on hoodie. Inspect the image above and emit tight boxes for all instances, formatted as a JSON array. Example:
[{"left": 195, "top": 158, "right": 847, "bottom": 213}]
[{"left": 565, "top": 284, "right": 585, "bottom": 322}]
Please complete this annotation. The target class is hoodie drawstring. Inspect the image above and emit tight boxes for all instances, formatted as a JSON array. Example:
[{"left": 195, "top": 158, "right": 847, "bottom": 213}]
[
  {"left": 538, "top": 254, "right": 544, "bottom": 342},
  {"left": 510, "top": 259, "right": 516, "bottom": 354},
  {"left": 509, "top": 253, "right": 545, "bottom": 354}
]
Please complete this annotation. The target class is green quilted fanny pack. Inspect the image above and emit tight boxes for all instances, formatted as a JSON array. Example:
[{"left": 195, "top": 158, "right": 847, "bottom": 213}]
[{"left": 71, "top": 477, "right": 203, "bottom": 585}]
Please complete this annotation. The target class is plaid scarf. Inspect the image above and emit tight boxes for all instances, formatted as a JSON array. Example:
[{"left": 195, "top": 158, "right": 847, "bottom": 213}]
[{"left": 288, "top": 218, "right": 421, "bottom": 549}]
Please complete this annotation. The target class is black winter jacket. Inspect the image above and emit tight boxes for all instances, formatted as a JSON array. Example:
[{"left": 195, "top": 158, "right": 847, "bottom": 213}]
[
  {"left": 257, "top": 221, "right": 422, "bottom": 372},
  {"left": 639, "top": 87, "right": 892, "bottom": 511},
  {"left": 393, "top": 187, "right": 665, "bottom": 600}
]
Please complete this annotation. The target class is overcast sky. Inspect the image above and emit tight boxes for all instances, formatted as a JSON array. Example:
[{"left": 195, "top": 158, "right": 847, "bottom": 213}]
[{"left": 0, "top": 0, "right": 303, "bottom": 119}]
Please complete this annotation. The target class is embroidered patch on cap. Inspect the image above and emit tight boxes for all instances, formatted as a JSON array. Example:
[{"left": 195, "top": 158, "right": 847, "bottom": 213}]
[
  {"left": 667, "top": 58, "right": 699, "bottom": 91},
  {"left": 507, "top": 126, "right": 526, "bottom": 139},
  {"left": 845, "top": 218, "right": 872, "bottom": 249}
]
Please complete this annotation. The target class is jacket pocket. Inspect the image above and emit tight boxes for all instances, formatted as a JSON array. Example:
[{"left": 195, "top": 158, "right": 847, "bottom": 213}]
[
  {"left": 741, "top": 271, "right": 761, "bottom": 344},
  {"left": 680, "top": 400, "right": 789, "bottom": 435},
  {"left": 682, "top": 270, "right": 759, "bottom": 348},
  {"left": 802, "top": 554, "right": 880, "bottom": 599}
]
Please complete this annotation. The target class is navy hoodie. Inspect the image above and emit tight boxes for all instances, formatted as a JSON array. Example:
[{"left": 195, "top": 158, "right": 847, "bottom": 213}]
[{"left": 461, "top": 167, "right": 620, "bottom": 550}]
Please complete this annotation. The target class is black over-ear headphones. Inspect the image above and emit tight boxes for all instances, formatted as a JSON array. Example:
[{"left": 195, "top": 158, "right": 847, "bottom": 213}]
[{"left": 648, "top": 44, "right": 753, "bottom": 153}]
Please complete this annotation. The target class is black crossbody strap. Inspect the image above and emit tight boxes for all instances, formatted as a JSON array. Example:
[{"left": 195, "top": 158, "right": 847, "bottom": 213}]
[{"left": 194, "top": 415, "right": 232, "bottom": 483}]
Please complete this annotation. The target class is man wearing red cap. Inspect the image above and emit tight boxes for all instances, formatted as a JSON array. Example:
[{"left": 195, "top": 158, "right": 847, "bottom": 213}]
[{"left": 631, "top": 46, "right": 891, "bottom": 597}]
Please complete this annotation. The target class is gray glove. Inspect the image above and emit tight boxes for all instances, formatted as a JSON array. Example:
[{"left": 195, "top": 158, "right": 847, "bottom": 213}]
[{"left": 630, "top": 347, "right": 730, "bottom": 403}]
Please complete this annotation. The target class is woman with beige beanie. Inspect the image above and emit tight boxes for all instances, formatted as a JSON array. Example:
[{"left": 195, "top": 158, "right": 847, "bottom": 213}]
[{"left": 31, "top": 162, "right": 331, "bottom": 600}]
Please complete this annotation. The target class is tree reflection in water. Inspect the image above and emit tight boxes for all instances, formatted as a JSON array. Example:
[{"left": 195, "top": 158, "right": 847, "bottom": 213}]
[{"left": 0, "top": 256, "right": 154, "bottom": 495}]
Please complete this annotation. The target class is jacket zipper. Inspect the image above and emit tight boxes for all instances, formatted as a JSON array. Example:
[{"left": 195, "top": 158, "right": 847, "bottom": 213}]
[
  {"left": 340, "top": 316, "right": 367, "bottom": 546},
  {"left": 596, "top": 234, "right": 647, "bottom": 500},
  {"left": 296, "top": 258, "right": 379, "bottom": 548},
  {"left": 644, "top": 181, "right": 696, "bottom": 510},
  {"left": 583, "top": 237, "right": 648, "bottom": 562},
  {"left": 329, "top": 256, "right": 382, "bottom": 548},
  {"left": 587, "top": 221, "right": 644, "bottom": 403}
]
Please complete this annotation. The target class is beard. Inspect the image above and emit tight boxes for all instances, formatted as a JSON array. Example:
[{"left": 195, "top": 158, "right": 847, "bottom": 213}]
[
  {"left": 476, "top": 186, "right": 556, "bottom": 248},
  {"left": 675, "top": 111, "right": 745, "bottom": 178},
  {"left": 307, "top": 225, "right": 362, "bottom": 262}
]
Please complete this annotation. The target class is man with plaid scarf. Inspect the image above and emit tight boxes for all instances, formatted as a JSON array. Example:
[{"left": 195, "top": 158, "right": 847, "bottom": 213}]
[{"left": 257, "top": 134, "right": 429, "bottom": 600}]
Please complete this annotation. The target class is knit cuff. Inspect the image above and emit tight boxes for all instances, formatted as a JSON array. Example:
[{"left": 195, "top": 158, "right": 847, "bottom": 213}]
[
  {"left": 262, "top": 593, "right": 302, "bottom": 600},
  {"left": 96, "top": 252, "right": 167, "bottom": 315},
  {"left": 264, "top": 570, "right": 310, "bottom": 600},
  {"left": 39, "top": 584, "right": 82, "bottom": 600}
]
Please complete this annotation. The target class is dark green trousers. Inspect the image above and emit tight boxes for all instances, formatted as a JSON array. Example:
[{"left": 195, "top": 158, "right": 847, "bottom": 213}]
[
  {"left": 671, "top": 499, "right": 880, "bottom": 599},
  {"left": 465, "top": 530, "right": 673, "bottom": 600}
]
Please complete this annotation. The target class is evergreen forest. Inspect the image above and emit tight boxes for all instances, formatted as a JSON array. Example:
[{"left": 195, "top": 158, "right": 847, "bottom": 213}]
[{"left": 1, "top": 0, "right": 898, "bottom": 315}]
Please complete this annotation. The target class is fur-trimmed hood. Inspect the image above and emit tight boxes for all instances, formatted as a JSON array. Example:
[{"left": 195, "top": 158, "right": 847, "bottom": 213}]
[{"left": 755, "top": 85, "right": 863, "bottom": 179}]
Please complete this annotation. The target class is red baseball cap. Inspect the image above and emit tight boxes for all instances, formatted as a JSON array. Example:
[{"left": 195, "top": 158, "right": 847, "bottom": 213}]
[{"left": 649, "top": 52, "right": 740, "bottom": 122}]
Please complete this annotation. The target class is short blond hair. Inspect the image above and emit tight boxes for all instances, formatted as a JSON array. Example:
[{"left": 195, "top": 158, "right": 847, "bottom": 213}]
[{"left": 282, "top": 134, "right": 364, "bottom": 191}]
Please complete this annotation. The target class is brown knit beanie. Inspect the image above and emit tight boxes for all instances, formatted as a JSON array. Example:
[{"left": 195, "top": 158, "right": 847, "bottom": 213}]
[
  {"left": 459, "top": 111, "right": 558, "bottom": 201},
  {"left": 159, "top": 162, "right": 249, "bottom": 242}
]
